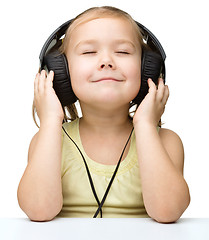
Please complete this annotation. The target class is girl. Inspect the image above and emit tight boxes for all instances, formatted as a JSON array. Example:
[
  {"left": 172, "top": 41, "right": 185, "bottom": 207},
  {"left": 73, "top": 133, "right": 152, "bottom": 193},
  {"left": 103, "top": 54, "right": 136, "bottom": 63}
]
[{"left": 17, "top": 6, "right": 190, "bottom": 222}]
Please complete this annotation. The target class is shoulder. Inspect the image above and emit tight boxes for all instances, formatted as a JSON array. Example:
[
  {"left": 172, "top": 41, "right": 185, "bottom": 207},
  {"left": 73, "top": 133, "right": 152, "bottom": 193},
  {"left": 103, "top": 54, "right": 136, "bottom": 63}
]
[
  {"left": 158, "top": 128, "right": 183, "bottom": 145},
  {"left": 158, "top": 128, "right": 184, "bottom": 174}
]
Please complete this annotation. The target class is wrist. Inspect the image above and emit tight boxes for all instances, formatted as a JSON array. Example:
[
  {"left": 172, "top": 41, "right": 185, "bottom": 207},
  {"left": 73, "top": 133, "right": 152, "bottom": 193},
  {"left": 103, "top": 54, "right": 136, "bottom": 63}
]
[
  {"left": 133, "top": 119, "right": 157, "bottom": 128},
  {"left": 133, "top": 120, "right": 158, "bottom": 133},
  {"left": 40, "top": 118, "right": 63, "bottom": 129}
]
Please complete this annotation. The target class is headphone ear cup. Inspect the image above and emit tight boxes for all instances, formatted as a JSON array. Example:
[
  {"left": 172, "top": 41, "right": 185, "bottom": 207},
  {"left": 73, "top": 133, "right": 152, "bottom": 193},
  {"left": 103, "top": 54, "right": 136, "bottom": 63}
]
[
  {"left": 43, "top": 50, "right": 77, "bottom": 106},
  {"left": 133, "top": 50, "right": 164, "bottom": 104}
]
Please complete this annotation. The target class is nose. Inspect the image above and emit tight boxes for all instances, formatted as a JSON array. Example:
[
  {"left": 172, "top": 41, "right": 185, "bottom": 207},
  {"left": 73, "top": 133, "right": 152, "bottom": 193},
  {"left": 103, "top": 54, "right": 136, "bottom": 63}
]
[
  {"left": 100, "top": 63, "right": 113, "bottom": 69},
  {"left": 98, "top": 52, "right": 116, "bottom": 70}
]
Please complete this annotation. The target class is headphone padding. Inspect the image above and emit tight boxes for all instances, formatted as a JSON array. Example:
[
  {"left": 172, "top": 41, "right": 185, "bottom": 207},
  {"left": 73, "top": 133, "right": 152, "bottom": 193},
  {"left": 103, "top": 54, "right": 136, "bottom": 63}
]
[
  {"left": 43, "top": 50, "right": 77, "bottom": 106},
  {"left": 132, "top": 50, "right": 163, "bottom": 104}
]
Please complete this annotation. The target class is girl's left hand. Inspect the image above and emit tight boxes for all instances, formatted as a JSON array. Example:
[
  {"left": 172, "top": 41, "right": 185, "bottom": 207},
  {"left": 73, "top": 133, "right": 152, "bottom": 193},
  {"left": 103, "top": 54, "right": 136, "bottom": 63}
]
[{"left": 133, "top": 78, "right": 169, "bottom": 127}]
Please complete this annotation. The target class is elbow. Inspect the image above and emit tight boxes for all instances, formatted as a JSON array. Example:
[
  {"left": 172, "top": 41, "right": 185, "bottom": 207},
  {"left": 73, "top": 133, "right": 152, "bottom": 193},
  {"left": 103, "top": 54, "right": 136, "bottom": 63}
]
[
  {"left": 152, "top": 214, "right": 180, "bottom": 224},
  {"left": 27, "top": 204, "right": 62, "bottom": 222},
  {"left": 18, "top": 197, "right": 62, "bottom": 222},
  {"left": 148, "top": 194, "right": 191, "bottom": 224},
  {"left": 28, "top": 211, "right": 55, "bottom": 222},
  {"left": 17, "top": 191, "right": 63, "bottom": 222},
  {"left": 17, "top": 181, "right": 63, "bottom": 222},
  {"left": 148, "top": 200, "right": 191, "bottom": 224},
  {"left": 149, "top": 209, "right": 181, "bottom": 223}
]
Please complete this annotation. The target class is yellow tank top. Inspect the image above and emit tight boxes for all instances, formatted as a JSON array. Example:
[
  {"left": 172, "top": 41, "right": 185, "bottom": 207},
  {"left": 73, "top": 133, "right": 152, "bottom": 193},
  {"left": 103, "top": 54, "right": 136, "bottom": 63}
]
[{"left": 57, "top": 118, "right": 149, "bottom": 218}]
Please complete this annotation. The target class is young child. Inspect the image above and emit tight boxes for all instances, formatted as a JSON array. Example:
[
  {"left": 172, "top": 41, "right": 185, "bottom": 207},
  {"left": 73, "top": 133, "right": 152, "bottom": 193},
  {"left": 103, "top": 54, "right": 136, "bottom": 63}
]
[{"left": 17, "top": 6, "right": 190, "bottom": 222}]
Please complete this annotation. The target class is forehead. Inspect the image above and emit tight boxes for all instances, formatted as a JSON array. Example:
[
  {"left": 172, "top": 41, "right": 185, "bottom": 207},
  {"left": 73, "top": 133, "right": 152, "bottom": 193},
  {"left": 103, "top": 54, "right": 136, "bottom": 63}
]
[{"left": 68, "top": 17, "right": 139, "bottom": 46}]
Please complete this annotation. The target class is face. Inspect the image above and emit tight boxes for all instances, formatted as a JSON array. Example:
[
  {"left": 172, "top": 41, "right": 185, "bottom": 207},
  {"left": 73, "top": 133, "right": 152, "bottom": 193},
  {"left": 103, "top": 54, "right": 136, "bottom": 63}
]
[{"left": 65, "top": 17, "right": 141, "bottom": 109}]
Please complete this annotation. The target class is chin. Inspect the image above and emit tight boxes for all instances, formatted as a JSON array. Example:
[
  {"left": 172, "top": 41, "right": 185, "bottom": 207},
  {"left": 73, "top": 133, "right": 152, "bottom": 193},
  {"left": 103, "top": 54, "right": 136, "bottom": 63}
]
[{"left": 77, "top": 90, "right": 138, "bottom": 109}]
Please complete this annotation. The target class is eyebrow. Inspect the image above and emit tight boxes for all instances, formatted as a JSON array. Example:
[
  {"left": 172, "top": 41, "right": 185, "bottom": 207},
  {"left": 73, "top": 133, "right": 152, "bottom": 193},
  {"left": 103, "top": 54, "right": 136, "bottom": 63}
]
[
  {"left": 75, "top": 40, "right": 97, "bottom": 49},
  {"left": 113, "top": 39, "right": 136, "bottom": 48},
  {"left": 75, "top": 39, "right": 136, "bottom": 49}
]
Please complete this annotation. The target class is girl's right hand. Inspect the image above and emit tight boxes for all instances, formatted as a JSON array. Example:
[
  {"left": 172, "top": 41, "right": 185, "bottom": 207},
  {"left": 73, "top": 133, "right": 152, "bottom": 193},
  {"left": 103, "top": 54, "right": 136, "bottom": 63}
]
[{"left": 34, "top": 70, "right": 64, "bottom": 125}]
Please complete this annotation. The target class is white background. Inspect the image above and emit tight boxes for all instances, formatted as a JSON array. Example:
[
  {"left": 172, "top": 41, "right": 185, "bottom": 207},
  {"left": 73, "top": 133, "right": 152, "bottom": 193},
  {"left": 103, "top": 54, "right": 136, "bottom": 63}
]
[{"left": 0, "top": 0, "right": 208, "bottom": 218}]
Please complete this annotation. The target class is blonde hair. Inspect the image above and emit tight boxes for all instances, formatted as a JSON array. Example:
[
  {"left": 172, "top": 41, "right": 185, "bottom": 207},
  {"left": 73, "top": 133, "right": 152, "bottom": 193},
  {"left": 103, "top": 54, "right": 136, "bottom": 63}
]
[
  {"left": 59, "top": 6, "right": 145, "bottom": 54},
  {"left": 33, "top": 6, "right": 159, "bottom": 127}
]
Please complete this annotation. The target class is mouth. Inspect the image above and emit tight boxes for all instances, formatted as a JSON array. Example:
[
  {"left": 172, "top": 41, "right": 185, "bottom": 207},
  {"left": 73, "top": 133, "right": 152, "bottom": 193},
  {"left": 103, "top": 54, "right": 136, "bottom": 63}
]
[{"left": 93, "top": 78, "right": 124, "bottom": 83}]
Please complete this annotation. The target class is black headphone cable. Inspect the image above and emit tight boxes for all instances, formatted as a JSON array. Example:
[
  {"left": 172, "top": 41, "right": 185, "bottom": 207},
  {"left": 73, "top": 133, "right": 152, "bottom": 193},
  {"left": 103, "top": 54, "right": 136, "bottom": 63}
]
[{"left": 62, "top": 125, "right": 134, "bottom": 218}]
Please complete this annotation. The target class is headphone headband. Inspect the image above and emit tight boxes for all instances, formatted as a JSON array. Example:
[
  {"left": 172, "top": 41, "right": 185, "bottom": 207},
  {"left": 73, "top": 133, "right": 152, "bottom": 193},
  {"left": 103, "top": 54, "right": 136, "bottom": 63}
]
[
  {"left": 135, "top": 21, "right": 166, "bottom": 60},
  {"left": 39, "top": 19, "right": 166, "bottom": 66}
]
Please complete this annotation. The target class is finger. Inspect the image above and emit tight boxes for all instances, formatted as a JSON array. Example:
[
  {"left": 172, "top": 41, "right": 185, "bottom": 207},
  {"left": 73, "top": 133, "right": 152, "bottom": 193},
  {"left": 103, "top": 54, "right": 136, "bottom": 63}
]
[
  {"left": 162, "top": 85, "right": 169, "bottom": 105},
  {"left": 45, "top": 70, "right": 54, "bottom": 89},
  {"left": 34, "top": 73, "right": 40, "bottom": 96},
  {"left": 147, "top": 78, "right": 157, "bottom": 96},
  {"left": 156, "top": 78, "right": 165, "bottom": 102},
  {"left": 38, "top": 70, "right": 47, "bottom": 94}
]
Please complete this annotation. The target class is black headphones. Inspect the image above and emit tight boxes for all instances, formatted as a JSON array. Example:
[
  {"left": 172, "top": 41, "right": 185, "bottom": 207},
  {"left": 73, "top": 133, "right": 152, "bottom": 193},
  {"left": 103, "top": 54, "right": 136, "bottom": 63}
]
[{"left": 39, "top": 19, "right": 166, "bottom": 106}]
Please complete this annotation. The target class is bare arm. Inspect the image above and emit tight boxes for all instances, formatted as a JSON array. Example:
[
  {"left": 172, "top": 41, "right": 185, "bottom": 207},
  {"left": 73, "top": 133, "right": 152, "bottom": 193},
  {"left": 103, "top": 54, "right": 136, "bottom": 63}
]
[
  {"left": 134, "top": 124, "right": 190, "bottom": 223},
  {"left": 133, "top": 78, "right": 190, "bottom": 223},
  {"left": 17, "top": 70, "right": 64, "bottom": 221}
]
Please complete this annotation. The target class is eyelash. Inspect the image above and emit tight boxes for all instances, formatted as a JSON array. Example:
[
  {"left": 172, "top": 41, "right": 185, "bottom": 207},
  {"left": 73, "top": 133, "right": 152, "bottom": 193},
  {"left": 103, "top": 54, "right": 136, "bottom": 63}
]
[
  {"left": 82, "top": 51, "right": 96, "bottom": 54},
  {"left": 116, "top": 51, "right": 130, "bottom": 54},
  {"left": 82, "top": 51, "right": 130, "bottom": 55}
]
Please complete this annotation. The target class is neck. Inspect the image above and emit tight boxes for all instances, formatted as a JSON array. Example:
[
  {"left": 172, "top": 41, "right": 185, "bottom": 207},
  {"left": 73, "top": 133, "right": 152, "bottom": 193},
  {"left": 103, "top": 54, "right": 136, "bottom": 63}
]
[{"left": 79, "top": 102, "right": 133, "bottom": 135}]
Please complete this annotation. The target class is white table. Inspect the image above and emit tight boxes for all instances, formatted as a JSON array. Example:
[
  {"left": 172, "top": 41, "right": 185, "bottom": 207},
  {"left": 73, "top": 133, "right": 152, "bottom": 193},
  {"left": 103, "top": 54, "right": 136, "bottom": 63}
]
[{"left": 0, "top": 218, "right": 209, "bottom": 240}]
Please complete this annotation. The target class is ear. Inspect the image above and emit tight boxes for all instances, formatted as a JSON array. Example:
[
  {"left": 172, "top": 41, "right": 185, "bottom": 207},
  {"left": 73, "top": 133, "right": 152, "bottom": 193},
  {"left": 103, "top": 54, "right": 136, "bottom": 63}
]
[{"left": 43, "top": 50, "right": 77, "bottom": 106}]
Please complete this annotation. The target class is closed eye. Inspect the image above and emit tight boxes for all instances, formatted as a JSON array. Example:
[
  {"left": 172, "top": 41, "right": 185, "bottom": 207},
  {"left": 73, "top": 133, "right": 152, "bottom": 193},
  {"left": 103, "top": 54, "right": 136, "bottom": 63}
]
[
  {"left": 116, "top": 51, "right": 130, "bottom": 54},
  {"left": 82, "top": 51, "right": 97, "bottom": 54}
]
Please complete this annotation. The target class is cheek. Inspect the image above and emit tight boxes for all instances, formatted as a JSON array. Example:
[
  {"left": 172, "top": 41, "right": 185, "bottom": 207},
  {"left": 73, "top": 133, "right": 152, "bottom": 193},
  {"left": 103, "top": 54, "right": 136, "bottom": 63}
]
[
  {"left": 124, "top": 60, "right": 141, "bottom": 99},
  {"left": 125, "top": 60, "right": 141, "bottom": 86},
  {"left": 69, "top": 58, "right": 90, "bottom": 79},
  {"left": 68, "top": 59, "right": 93, "bottom": 97}
]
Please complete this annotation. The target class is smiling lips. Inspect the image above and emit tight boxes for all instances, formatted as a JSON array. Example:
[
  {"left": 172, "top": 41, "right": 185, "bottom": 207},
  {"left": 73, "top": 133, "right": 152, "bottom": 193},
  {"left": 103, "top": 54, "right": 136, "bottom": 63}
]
[{"left": 93, "top": 78, "right": 124, "bottom": 82}]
